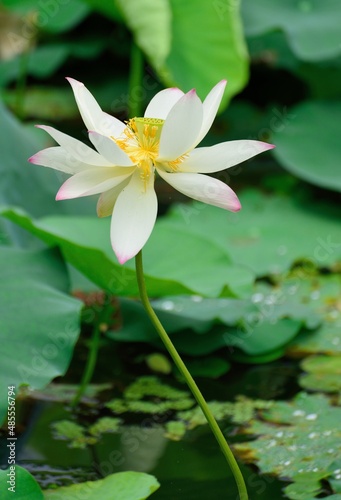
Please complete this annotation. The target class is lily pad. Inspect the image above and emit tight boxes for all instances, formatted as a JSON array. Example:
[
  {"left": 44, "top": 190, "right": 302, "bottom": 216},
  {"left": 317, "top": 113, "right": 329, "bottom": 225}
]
[
  {"left": 51, "top": 417, "right": 122, "bottom": 448},
  {"left": 288, "top": 275, "right": 341, "bottom": 356},
  {"left": 145, "top": 353, "right": 172, "bottom": 374},
  {"left": 116, "top": 0, "right": 171, "bottom": 71},
  {"left": 110, "top": 282, "right": 319, "bottom": 359},
  {"left": 160, "top": 0, "right": 249, "bottom": 109},
  {"left": 0, "top": 247, "right": 82, "bottom": 424},
  {"left": 329, "top": 461, "right": 341, "bottom": 495},
  {"left": 1, "top": 207, "right": 254, "bottom": 298},
  {"left": 235, "top": 392, "right": 341, "bottom": 496},
  {"left": 178, "top": 397, "right": 272, "bottom": 430},
  {"left": 43, "top": 471, "right": 160, "bottom": 500},
  {"left": 283, "top": 475, "right": 323, "bottom": 499},
  {"left": 241, "top": 0, "right": 341, "bottom": 61},
  {"left": 273, "top": 101, "right": 341, "bottom": 192},
  {"left": 0, "top": 466, "right": 43, "bottom": 500},
  {"left": 299, "top": 356, "right": 341, "bottom": 393},
  {"left": 165, "top": 190, "right": 341, "bottom": 277},
  {"left": 0, "top": 100, "right": 95, "bottom": 230},
  {"left": 89, "top": 417, "right": 122, "bottom": 437},
  {"left": 106, "top": 376, "right": 194, "bottom": 415},
  {"left": 51, "top": 420, "right": 94, "bottom": 449}
]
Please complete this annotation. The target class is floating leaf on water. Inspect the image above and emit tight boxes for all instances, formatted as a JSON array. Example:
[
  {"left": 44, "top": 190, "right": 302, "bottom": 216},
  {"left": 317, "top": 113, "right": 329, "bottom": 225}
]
[
  {"left": 234, "top": 392, "right": 341, "bottom": 496},
  {"left": 106, "top": 398, "right": 194, "bottom": 415},
  {"left": 88, "top": 417, "right": 122, "bottom": 437},
  {"left": 299, "top": 355, "right": 341, "bottom": 393},
  {"left": 287, "top": 275, "right": 341, "bottom": 357},
  {"left": 124, "top": 376, "right": 190, "bottom": 401},
  {"left": 283, "top": 477, "right": 322, "bottom": 500},
  {"left": 106, "top": 376, "right": 194, "bottom": 415},
  {"left": 177, "top": 397, "right": 272, "bottom": 431},
  {"left": 43, "top": 471, "right": 160, "bottom": 500},
  {"left": 145, "top": 353, "right": 172, "bottom": 374},
  {"left": 0, "top": 465, "right": 44, "bottom": 499},
  {"left": 164, "top": 420, "right": 187, "bottom": 441},
  {"left": 51, "top": 420, "right": 96, "bottom": 449}
]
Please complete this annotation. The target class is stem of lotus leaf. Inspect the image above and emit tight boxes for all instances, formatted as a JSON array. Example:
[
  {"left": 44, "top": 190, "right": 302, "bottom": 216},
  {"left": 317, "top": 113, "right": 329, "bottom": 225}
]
[{"left": 71, "top": 295, "right": 112, "bottom": 408}]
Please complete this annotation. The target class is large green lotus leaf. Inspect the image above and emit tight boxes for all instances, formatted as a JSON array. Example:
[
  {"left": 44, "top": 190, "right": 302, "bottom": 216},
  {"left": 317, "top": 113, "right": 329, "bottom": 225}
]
[
  {"left": 171, "top": 319, "right": 302, "bottom": 357},
  {"left": 0, "top": 101, "right": 95, "bottom": 225},
  {"left": 0, "top": 246, "right": 82, "bottom": 424},
  {"left": 44, "top": 471, "right": 159, "bottom": 500},
  {"left": 116, "top": 0, "right": 171, "bottom": 71},
  {"left": 235, "top": 392, "right": 341, "bottom": 494},
  {"left": 166, "top": 190, "right": 341, "bottom": 276},
  {"left": 2, "top": 0, "right": 90, "bottom": 33},
  {"left": 0, "top": 101, "right": 59, "bottom": 218},
  {"left": 143, "top": 223, "right": 254, "bottom": 297},
  {"left": 0, "top": 208, "right": 254, "bottom": 298},
  {"left": 0, "top": 466, "right": 43, "bottom": 500},
  {"left": 241, "top": 0, "right": 341, "bottom": 61},
  {"left": 287, "top": 275, "right": 341, "bottom": 356},
  {"left": 109, "top": 284, "right": 318, "bottom": 357},
  {"left": 273, "top": 101, "right": 341, "bottom": 192},
  {"left": 160, "top": 0, "right": 248, "bottom": 109}
]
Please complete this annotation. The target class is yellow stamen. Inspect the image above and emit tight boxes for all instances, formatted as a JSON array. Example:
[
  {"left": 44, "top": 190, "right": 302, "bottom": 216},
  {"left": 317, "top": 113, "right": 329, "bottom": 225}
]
[
  {"left": 114, "top": 116, "right": 188, "bottom": 189},
  {"left": 115, "top": 117, "right": 164, "bottom": 184},
  {"left": 164, "top": 154, "right": 188, "bottom": 172}
]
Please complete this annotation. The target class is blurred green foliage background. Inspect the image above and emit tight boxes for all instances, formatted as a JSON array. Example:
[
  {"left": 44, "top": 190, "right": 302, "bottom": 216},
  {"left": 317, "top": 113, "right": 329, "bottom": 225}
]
[
  {"left": 1, "top": 0, "right": 341, "bottom": 373},
  {"left": 1, "top": 0, "right": 341, "bottom": 384},
  {"left": 0, "top": 2, "right": 341, "bottom": 497}
]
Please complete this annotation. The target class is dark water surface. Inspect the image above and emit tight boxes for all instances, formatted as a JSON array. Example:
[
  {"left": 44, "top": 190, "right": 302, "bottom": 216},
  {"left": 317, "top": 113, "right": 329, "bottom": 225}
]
[
  {"left": 11, "top": 400, "right": 285, "bottom": 499},
  {"left": 0, "top": 362, "right": 300, "bottom": 498}
]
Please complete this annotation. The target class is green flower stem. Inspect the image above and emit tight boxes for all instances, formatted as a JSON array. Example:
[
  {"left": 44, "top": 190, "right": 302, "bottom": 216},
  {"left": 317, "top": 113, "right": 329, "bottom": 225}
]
[
  {"left": 128, "top": 41, "right": 144, "bottom": 117},
  {"left": 135, "top": 250, "right": 248, "bottom": 500},
  {"left": 71, "top": 298, "right": 112, "bottom": 408}
]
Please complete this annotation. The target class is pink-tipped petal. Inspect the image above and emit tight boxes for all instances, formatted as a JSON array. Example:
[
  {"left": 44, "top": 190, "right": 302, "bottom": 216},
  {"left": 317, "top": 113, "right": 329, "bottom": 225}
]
[
  {"left": 110, "top": 171, "right": 157, "bottom": 264},
  {"left": 157, "top": 170, "right": 241, "bottom": 212},
  {"left": 89, "top": 131, "right": 134, "bottom": 166},
  {"left": 194, "top": 80, "right": 227, "bottom": 147},
  {"left": 36, "top": 125, "right": 112, "bottom": 166},
  {"left": 66, "top": 77, "right": 125, "bottom": 137},
  {"left": 56, "top": 166, "right": 134, "bottom": 200},
  {"left": 29, "top": 147, "right": 92, "bottom": 174},
  {"left": 144, "top": 88, "right": 185, "bottom": 120},
  {"left": 158, "top": 89, "right": 203, "bottom": 161},
  {"left": 179, "top": 140, "right": 275, "bottom": 174}
]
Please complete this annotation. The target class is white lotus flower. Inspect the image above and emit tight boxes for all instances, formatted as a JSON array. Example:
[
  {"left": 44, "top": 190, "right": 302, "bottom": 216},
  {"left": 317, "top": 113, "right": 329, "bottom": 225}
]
[{"left": 29, "top": 78, "right": 274, "bottom": 264}]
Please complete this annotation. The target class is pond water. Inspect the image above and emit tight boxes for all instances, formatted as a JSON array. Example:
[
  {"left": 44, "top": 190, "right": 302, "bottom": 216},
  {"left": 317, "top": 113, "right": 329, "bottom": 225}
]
[
  {"left": 0, "top": 361, "right": 299, "bottom": 499},
  {"left": 4, "top": 400, "right": 284, "bottom": 500}
]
